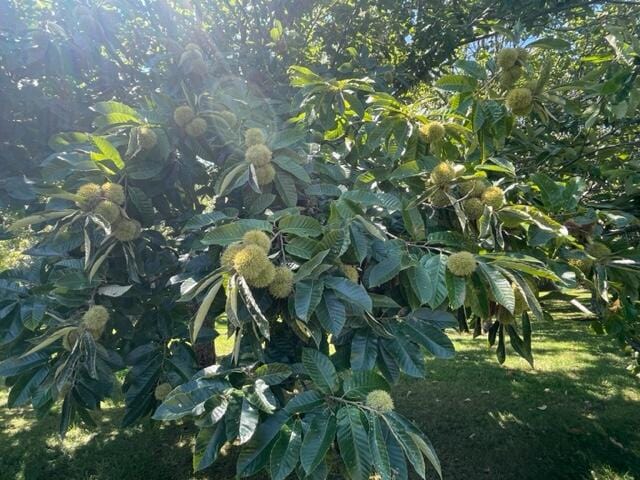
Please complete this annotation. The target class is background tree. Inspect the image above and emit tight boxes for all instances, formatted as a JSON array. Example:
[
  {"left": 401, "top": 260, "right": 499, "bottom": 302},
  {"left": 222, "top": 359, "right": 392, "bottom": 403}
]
[{"left": 0, "top": 1, "right": 639, "bottom": 479}]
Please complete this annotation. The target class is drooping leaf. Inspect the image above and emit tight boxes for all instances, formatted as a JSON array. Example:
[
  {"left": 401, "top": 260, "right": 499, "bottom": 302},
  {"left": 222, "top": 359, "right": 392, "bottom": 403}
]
[
  {"left": 236, "top": 410, "right": 291, "bottom": 477},
  {"left": 336, "top": 406, "right": 372, "bottom": 480},
  {"left": 269, "top": 420, "right": 303, "bottom": 480},
  {"left": 300, "top": 413, "right": 337, "bottom": 474}
]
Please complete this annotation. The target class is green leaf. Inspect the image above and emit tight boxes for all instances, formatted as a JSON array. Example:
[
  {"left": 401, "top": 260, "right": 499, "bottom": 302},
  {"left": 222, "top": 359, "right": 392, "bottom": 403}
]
[
  {"left": 390, "top": 161, "right": 421, "bottom": 180},
  {"left": 152, "top": 378, "right": 228, "bottom": 421},
  {"left": 526, "top": 37, "right": 572, "bottom": 50},
  {"left": 274, "top": 171, "right": 298, "bottom": 207},
  {"left": 453, "top": 59, "right": 487, "bottom": 80},
  {"left": 294, "top": 250, "right": 330, "bottom": 282},
  {"left": 420, "top": 255, "right": 447, "bottom": 308},
  {"left": 511, "top": 272, "right": 544, "bottom": 321},
  {"left": 239, "top": 397, "right": 260, "bottom": 444},
  {"left": 370, "top": 293, "right": 401, "bottom": 309},
  {"left": 272, "top": 156, "right": 311, "bottom": 183},
  {"left": 435, "top": 74, "right": 477, "bottom": 92},
  {"left": 506, "top": 323, "right": 534, "bottom": 367},
  {"left": 284, "top": 390, "right": 324, "bottom": 414},
  {"left": 315, "top": 290, "right": 346, "bottom": 336},
  {"left": 0, "top": 351, "right": 49, "bottom": 377},
  {"left": 193, "top": 423, "right": 227, "bottom": 471},
  {"left": 497, "top": 324, "right": 506, "bottom": 364},
  {"left": 401, "top": 319, "right": 455, "bottom": 359},
  {"left": 324, "top": 277, "right": 372, "bottom": 312},
  {"left": 306, "top": 183, "right": 343, "bottom": 197},
  {"left": 201, "top": 220, "right": 271, "bottom": 245},
  {"left": 7, "top": 366, "right": 49, "bottom": 408},
  {"left": 367, "top": 252, "right": 402, "bottom": 288},
  {"left": 236, "top": 410, "right": 290, "bottom": 477},
  {"left": 350, "top": 223, "right": 369, "bottom": 263},
  {"left": 270, "top": 420, "right": 303, "bottom": 480},
  {"left": 382, "top": 414, "right": 425, "bottom": 478},
  {"left": 382, "top": 338, "right": 424, "bottom": 378},
  {"left": 255, "top": 363, "right": 292, "bottom": 386},
  {"left": 410, "top": 309, "right": 458, "bottom": 329},
  {"left": 376, "top": 424, "right": 406, "bottom": 478},
  {"left": 478, "top": 263, "right": 515, "bottom": 313},
  {"left": 402, "top": 203, "right": 426, "bottom": 241},
  {"left": 315, "top": 229, "right": 349, "bottom": 261},
  {"left": 301, "top": 348, "right": 339, "bottom": 394},
  {"left": 246, "top": 380, "right": 277, "bottom": 413},
  {"left": 369, "top": 415, "right": 393, "bottom": 480},
  {"left": 191, "top": 279, "right": 222, "bottom": 343},
  {"left": 271, "top": 128, "right": 307, "bottom": 149},
  {"left": 20, "top": 327, "right": 76, "bottom": 357},
  {"left": 128, "top": 187, "right": 154, "bottom": 224},
  {"left": 122, "top": 345, "right": 162, "bottom": 427},
  {"left": 91, "top": 136, "right": 124, "bottom": 169},
  {"left": 300, "top": 413, "right": 337, "bottom": 474},
  {"left": 286, "top": 237, "right": 320, "bottom": 259},
  {"left": 295, "top": 279, "right": 325, "bottom": 321},
  {"left": 388, "top": 412, "right": 441, "bottom": 478},
  {"left": 92, "top": 101, "right": 141, "bottom": 119},
  {"left": 279, "top": 215, "right": 322, "bottom": 237},
  {"left": 342, "top": 370, "right": 389, "bottom": 400},
  {"left": 216, "top": 163, "right": 250, "bottom": 196},
  {"left": 350, "top": 331, "right": 378, "bottom": 371},
  {"left": 445, "top": 270, "right": 466, "bottom": 309},
  {"left": 98, "top": 284, "right": 132, "bottom": 297},
  {"left": 337, "top": 406, "right": 372, "bottom": 480},
  {"left": 9, "top": 209, "right": 76, "bottom": 231}
]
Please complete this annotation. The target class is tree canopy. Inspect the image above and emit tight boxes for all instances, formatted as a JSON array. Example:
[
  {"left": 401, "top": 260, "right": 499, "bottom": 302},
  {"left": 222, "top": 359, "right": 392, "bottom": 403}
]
[{"left": 0, "top": 1, "right": 639, "bottom": 479}]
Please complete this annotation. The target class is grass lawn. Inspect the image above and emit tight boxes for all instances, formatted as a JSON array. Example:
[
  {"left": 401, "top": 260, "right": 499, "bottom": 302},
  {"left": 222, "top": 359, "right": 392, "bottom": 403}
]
[{"left": 1, "top": 306, "right": 639, "bottom": 480}]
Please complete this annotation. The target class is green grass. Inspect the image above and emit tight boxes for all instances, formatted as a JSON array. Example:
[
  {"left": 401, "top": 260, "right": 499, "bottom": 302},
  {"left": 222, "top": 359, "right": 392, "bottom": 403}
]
[{"left": 1, "top": 312, "right": 639, "bottom": 480}]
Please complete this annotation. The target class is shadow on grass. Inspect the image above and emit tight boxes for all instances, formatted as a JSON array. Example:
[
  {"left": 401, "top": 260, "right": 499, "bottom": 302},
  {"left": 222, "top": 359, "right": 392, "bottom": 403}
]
[
  {"left": 1, "top": 319, "right": 638, "bottom": 480},
  {"left": 398, "top": 321, "right": 640, "bottom": 480},
  {"left": 0, "top": 394, "right": 244, "bottom": 480}
]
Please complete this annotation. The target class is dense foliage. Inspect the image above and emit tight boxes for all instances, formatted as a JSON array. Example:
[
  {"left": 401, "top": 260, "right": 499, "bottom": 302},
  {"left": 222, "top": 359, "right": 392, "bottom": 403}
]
[{"left": 1, "top": 1, "right": 639, "bottom": 479}]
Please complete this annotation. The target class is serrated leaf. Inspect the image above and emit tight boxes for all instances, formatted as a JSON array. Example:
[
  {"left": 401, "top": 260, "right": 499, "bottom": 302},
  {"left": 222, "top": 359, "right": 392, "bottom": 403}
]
[
  {"left": 272, "top": 156, "right": 311, "bottom": 183},
  {"left": 295, "top": 279, "right": 325, "bottom": 321},
  {"left": 445, "top": 270, "right": 466, "bottom": 309},
  {"left": 294, "top": 250, "right": 330, "bottom": 282},
  {"left": 435, "top": 74, "right": 477, "bottom": 92},
  {"left": 274, "top": 171, "right": 298, "bottom": 207},
  {"left": 301, "top": 349, "right": 339, "bottom": 394},
  {"left": 279, "top": 215, "right": 322, "bottom": 237},
  {"left": 315, "top": 290, "right": 346, "bottom": 336},
  {"left": 350, "top": 331, "right": 378, "bottom": 371},
  {"left": 367, "top": 252, "right": 402, "bottom": 288},
  {"left": 300, "top": 413, "right": 337, "bottom": 474},
  {"left": 382, "top": 338, "right": 424, "bottom": 378},
  {"left": 478, "top": 263, "right": 515, "bottom": 313},
  {"left": 255, "top": 363, "right": 292, "bottom": 386},
  {"left": 401, "top": 319, "right": 455, "bottom": 359},
  {"left": 324, "top": 276, "right": 372, "bottom": 312},
  {"left": 342, "top": 370, "right": 389, "bottom": 400},
  {"left": 420, "top": 254, "right": 447, "bottom": 308},
  {"left": 370, "top": 415, "right": 393, "bottom": 480},
  {"left": 236, "top": 410, "right": 290, "bottom": 476},
  {"left": 337, "top": 406, "right": 372, "bottom": 480},
  {"left": 269, "top": 420, "right": 303, "bottom": 480},
  {"left": 201, "top": 220, "right": 271, "bottom": 245}
]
